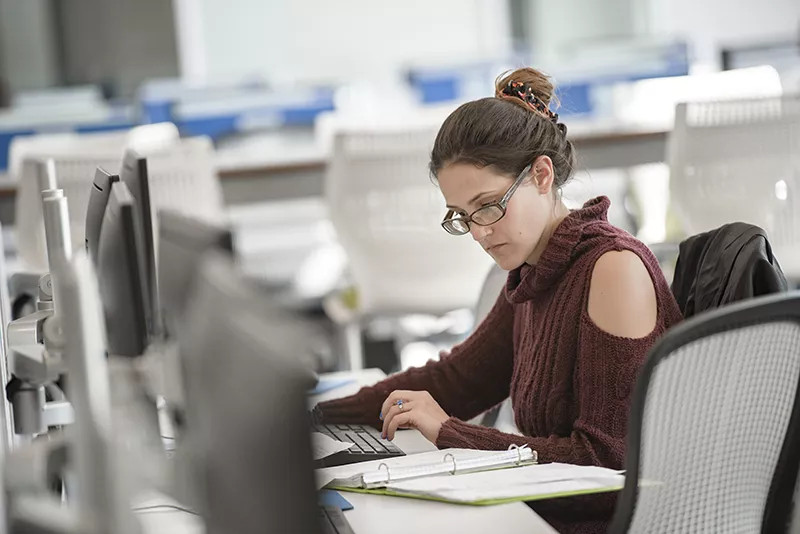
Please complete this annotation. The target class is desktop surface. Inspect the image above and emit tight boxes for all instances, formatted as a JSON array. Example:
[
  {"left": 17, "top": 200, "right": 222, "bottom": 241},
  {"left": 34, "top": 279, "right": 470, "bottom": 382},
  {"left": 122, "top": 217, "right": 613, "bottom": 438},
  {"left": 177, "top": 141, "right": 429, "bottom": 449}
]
[
  {"left": 310, "top": 369, "right": 558, "bottom": 534},
  {"left": 139, "top": 368, "right": 557, "bottom": 534}
]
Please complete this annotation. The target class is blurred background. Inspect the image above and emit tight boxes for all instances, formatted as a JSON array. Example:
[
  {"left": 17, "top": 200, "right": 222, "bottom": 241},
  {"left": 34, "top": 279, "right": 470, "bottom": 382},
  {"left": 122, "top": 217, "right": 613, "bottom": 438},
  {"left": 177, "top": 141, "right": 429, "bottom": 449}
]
[{"left": 0, "top": 0, "right": 798, "bottom": 375}]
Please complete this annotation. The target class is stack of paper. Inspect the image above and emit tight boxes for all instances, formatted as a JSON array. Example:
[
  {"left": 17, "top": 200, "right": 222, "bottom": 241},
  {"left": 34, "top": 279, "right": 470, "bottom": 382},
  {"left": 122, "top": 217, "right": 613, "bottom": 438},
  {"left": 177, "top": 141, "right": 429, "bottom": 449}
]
[
  {"left": 312, "top": 432, "right": 355, "bottom": 462},
  {"left": 316, "top": 449, "right": 624, "bottom": 505},
  {"left": 385, "top": 462, "right": 624, "bottom": 504}
]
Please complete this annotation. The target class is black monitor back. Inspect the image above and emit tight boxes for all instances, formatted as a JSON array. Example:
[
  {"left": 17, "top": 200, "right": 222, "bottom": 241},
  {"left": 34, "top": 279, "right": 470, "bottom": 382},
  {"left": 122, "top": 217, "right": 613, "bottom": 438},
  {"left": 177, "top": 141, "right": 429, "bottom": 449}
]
[{"left": 97, "top": 181, "right": 149, "bottom": 357}]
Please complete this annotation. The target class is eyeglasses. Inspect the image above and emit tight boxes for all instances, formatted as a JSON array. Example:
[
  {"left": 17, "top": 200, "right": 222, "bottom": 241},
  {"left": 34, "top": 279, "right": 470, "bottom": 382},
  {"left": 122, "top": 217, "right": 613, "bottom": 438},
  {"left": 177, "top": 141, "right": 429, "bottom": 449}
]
[{"left": 441, "top": 164, "right": 532, "bottom": 236}]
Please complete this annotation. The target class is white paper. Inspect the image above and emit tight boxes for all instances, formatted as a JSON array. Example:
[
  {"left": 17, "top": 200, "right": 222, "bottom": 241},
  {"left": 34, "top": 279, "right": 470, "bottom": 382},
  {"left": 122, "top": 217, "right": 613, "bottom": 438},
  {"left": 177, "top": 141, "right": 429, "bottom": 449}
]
[
  {"left": 386, "top": 462, "right": 624, "bottom": 503},
  {"left": 312, "top": 432, "right": 356, "bottom": 461}
]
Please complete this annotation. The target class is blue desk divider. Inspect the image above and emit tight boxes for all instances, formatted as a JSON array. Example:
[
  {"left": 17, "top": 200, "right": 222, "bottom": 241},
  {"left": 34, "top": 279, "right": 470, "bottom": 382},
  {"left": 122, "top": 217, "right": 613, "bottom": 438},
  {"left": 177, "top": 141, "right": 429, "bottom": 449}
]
[
  {"left": 147, "top": 90, "right": 336, "bottom": 141},
  {"left": 0, "top": 130, "right": 35, "bottom": 173},
  {"left": 408, "top": 74, "right": 461, "bottom": 104},
  {"left": 74, "top": 121, "right": 136, "bottom": 134},
  {"left": 553, "top": 82, "right": 593, "bottom": 117},
  {"left": 0, "top": 121, "right": 133, "bottom": 173},
  {"left": 407, "top": 41, "right": 690, "bottom": 119},
  {"left": 0, "top": 87, "right": 336, "bottom": 172},
  {"left": 141, "top": 100, "right": 174, "bottom": 124}
]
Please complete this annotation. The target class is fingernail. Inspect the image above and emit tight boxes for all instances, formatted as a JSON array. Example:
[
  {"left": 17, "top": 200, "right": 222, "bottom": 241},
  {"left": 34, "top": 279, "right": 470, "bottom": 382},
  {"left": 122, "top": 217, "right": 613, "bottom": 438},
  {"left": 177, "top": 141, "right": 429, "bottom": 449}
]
[
  {"left": 381, "top": 432, "right": 386, "bottom": 439},
  {"left": 379, "top": 412, "right": 383, "bottom": 420}
]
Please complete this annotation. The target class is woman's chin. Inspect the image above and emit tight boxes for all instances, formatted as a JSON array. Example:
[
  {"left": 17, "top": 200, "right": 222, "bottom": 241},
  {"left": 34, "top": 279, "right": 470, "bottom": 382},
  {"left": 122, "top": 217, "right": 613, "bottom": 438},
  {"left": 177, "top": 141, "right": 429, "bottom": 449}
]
[{"left": 489, "top": 251, "right": 522, "bottom": 271}]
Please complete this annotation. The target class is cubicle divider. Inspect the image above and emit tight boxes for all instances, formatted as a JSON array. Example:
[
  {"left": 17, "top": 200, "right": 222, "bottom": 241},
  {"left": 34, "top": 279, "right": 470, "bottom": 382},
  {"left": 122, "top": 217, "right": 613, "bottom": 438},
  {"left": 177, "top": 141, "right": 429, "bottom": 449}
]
[{"left": 406, "top": 40, "right": 691, "bottom": 119}]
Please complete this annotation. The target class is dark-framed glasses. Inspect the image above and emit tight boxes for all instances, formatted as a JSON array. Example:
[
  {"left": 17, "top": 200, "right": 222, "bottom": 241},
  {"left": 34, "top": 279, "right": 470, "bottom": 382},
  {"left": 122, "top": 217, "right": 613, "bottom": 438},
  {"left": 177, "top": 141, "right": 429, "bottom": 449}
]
[{"left": 441, "top": 164, "right": 532, "bottom": 236}]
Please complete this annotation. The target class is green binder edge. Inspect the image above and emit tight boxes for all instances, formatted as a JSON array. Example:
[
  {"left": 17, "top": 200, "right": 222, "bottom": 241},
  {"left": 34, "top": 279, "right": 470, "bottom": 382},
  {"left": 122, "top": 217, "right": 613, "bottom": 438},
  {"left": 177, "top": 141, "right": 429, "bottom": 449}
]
[{"left": 327, "top": 482, "right": 623, "bottom": 506}]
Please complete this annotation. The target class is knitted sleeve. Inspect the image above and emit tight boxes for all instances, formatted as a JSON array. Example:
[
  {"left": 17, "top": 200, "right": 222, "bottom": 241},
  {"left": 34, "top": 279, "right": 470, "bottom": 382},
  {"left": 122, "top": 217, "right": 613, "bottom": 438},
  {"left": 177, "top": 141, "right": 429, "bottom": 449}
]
[
  {"left": 436, "top": 308, "right": 666, "bottom": 468},
  {"left": 317, "top": 291, "right": 516, "bottom": 428}
]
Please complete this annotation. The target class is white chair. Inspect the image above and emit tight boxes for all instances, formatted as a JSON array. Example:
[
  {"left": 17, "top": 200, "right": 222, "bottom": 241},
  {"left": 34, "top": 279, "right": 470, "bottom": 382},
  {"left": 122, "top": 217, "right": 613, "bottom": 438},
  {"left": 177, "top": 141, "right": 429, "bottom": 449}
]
[
  {"left": 668, "top": 96, "right": 800, "bottom": 280},
  {"left": 14, "top": 135, "right": 224, "bottom": 271},
  {"left": 468, "top": 264, "right": 520, "bottom": 434},
  {"left": 324, "top": 123, "right": 493, "bottom": 370},
  {"left": 610, "top": 292, "right": 800, "bottom": 533}
]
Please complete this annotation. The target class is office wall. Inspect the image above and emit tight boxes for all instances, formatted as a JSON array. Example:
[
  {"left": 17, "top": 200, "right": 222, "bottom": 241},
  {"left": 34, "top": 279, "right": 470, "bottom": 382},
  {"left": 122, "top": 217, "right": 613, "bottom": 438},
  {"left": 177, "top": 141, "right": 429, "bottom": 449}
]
[
  {"left": 57, "top": 0, "right": 179, "bottom": 97},
  {"left": 0, "top": 0, "right": 59, "bottom": 91},
  {"left": 648, "top": 0, "right": 800, "bottom": 66},
  {"left": 527, "top": 0, "right": 647, "bottom": 61},
  {"left": 172, "top": 0, "right": 512, "bottom": 85}
]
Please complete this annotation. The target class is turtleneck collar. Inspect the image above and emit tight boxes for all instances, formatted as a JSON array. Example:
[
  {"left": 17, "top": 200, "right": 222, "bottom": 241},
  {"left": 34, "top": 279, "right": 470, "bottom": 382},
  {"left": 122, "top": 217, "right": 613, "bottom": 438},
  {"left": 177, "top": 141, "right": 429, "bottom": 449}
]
[{"left": 505, "top": 196, "right": 612, "bottom": 303}]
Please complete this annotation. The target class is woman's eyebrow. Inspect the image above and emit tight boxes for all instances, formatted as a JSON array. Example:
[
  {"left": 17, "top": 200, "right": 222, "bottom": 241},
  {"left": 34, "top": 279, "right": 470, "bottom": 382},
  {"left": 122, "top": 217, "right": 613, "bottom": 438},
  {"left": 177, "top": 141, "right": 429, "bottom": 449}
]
[{"left": 446, "top": 190, "right": 498, "bottom": 210}]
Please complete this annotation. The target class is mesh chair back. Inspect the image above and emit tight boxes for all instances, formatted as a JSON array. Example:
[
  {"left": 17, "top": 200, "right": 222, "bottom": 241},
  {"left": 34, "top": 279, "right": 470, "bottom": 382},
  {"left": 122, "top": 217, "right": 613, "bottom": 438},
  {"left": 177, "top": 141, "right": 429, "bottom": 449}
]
[{"left": 611, "top": 292, "right": 800, "bottom": 533}]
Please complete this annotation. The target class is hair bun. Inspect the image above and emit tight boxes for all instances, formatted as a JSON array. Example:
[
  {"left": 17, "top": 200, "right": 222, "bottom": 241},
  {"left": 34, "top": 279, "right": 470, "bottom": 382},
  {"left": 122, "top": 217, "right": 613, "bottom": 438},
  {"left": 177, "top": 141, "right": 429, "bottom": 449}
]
[
  {"left": 495, "top": 68, "right": 560, "bottom": 123},
  {"left": 496, "top": 68, "right": 556, "bottom": 107}
]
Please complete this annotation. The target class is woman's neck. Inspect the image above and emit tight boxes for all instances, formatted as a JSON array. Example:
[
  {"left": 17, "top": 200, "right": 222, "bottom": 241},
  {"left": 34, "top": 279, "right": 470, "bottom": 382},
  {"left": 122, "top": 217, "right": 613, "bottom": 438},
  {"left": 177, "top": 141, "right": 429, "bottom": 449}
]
[{"left": 525, "top": 199, "right": 571, "bottom": 265}]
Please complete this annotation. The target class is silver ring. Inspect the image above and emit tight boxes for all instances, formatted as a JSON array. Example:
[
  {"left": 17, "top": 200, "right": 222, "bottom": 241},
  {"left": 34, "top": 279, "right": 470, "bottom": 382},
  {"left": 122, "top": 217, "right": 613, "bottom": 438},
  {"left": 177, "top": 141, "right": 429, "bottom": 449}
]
[
  {"left": 443, "top": 453, "right": 457, "bottom": 474},
  {"left": 397, "top": 399, "right": 405, "bottom": 411},
  {"left": 378, "top": 463, "right": 391, "bottom": 484}
]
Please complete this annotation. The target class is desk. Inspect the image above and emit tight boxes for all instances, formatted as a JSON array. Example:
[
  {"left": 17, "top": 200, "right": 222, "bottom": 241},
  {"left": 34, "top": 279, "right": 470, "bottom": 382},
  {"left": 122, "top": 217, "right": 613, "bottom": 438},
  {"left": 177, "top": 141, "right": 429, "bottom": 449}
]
[
  {"left": 217, "top": 124, "right": 668, "bottom": 178},
  {"left": 311, "top": 369, "right": 558, "bottom": 534},
  {"left": 0, "top": 123, "right": 668, "bottom": 225},
  {"left": 214, "top": 124, "right": 668, "bottom": 208}
]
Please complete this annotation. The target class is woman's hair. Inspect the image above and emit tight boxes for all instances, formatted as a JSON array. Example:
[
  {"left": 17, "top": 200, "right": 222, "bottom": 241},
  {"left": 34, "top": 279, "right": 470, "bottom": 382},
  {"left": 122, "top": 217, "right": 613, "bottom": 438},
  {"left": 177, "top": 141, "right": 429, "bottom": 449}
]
[{"left": 429, "top": 67, "right": 576, "bottom": 189}]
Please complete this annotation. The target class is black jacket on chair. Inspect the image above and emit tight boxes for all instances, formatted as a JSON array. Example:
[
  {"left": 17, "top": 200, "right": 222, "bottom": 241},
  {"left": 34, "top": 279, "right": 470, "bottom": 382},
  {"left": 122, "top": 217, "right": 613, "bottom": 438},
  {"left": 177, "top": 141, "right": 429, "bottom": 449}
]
[{"left": 671, "top": 223, "right": 788, "bottom": 319}]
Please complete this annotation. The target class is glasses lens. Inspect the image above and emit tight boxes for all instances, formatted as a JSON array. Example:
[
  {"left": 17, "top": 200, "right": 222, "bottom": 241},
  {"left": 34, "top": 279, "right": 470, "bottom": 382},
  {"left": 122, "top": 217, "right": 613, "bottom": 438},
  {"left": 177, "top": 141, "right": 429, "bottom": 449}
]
[
  {"left": 442, "top": 218, "right": 470, "bottom": 235},
  {"left": 471, "top": 205, "right": 504, "bottom": 226}
]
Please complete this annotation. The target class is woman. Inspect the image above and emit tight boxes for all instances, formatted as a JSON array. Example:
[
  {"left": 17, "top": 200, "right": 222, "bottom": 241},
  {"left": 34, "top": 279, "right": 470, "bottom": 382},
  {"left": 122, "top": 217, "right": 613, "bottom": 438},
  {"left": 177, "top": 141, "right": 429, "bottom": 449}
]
[{"left": 315, "top": 68, "right": 683, "bottom": 533}]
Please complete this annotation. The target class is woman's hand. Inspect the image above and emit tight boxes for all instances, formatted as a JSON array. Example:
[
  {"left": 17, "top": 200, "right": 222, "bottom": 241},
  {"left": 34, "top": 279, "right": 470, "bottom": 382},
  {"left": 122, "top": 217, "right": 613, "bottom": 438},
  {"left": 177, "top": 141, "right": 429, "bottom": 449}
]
[{"left": 380, "top": 390, "right": 450, "bottom": 444}]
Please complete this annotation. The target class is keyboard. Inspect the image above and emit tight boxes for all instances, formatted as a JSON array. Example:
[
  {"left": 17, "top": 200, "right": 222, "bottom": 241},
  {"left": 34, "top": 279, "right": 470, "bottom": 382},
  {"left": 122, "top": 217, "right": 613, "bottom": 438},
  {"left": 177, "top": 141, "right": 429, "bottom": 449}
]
[
  {"left": 312, "top": 423, "right": 405, "bottom": 467},
  {"left": 318, "top": 505, "right": 354, "bottom": 534}
]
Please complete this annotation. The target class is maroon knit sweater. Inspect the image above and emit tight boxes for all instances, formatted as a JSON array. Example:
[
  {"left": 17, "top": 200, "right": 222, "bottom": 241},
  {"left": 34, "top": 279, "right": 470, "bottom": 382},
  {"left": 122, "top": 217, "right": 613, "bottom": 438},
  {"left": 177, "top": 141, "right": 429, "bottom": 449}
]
[{"left": 318, "top": 197, "right": 683, "bottom": 533}]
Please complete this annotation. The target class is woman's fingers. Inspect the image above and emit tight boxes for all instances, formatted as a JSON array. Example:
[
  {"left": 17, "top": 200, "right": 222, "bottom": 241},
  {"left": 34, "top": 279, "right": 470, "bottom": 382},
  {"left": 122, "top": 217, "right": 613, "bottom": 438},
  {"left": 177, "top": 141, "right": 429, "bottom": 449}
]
[
  {"left": 385, "top": 412, "right": 414, "bottom": 440},
  {"left": 380, "top": 390, "right": 418, "bottom": 421},
  {"left": 381, "top": 400, "right": 414, "bottom": 438}
]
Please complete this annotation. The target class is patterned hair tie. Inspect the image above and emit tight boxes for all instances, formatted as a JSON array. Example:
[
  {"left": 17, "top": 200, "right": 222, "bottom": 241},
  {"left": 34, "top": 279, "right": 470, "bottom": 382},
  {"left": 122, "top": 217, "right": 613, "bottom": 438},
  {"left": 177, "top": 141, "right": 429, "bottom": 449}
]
[{"left": 500, "top": 80, "right": 559, "bottom": 123}]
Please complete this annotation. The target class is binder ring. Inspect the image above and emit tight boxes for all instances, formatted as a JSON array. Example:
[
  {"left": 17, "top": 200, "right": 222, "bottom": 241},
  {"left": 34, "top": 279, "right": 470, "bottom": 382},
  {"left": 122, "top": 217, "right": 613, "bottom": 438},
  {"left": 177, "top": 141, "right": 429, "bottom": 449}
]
[
  {"left": 377, "top": 463, "right": 392, "bottom": 484},
  {"left": 443, "top": 453, "right": 457, "bottom": 475},
  {"left": 508, "top": 444, "right": 525, "bottom": 466}
]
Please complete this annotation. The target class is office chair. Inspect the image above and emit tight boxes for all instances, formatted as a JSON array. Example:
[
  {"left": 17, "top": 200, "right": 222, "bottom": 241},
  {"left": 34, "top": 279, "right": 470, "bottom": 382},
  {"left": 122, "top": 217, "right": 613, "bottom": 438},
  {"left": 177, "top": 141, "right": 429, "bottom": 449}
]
[
  {"left": 668, "top": 96, "right": 800, "bottom": 281},
  {"left": 610, "top": 292, "right": 800, "bottom": 533},
  {"left": 324, "top": 123, "right": 493, "bottom": 370},
  {"left": 468, "top": 264, "right": 518, "bottom": 432},
  {"left": 13, "top": 135, "right": 224, "bottom": 272}
]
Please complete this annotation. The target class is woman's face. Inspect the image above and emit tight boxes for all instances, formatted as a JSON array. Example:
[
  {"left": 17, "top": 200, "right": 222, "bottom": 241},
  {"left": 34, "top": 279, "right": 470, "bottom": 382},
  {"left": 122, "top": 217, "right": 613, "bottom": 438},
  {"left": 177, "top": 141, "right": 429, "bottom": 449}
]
[{"left": 437, "top": 159, "right": 555, "bottom": 270}]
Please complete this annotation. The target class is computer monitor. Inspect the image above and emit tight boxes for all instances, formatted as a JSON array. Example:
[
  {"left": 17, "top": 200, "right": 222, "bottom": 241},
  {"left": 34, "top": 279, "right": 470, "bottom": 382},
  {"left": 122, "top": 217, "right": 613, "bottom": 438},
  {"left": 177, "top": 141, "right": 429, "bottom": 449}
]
[
  {"left": 119, "top": 149, "right": 159, "bottom": 336},
  {"left": 97, "top": 182, "right": 149, "bottom": 357},
  {"left": 175, "top": 252, "right": 320, "bottom": 534},
  {"left": 156, "top": 209, "right": 234, "bottom": 336},
  {"left": 10, "top": 252, "right": 139, "bottom": 533},
  {"left": 85, "top": 167, "right": 119, "bottom": 267}
]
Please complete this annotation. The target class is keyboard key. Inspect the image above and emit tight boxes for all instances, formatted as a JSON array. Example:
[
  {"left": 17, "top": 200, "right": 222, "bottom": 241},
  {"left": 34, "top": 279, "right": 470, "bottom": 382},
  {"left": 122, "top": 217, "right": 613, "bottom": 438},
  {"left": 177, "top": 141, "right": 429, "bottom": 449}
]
[
  {"left": 352, "top": 433, "right": 378, "bottom": 453},
  {"left": 311, "top": 423, "right": 405, "bottom": 467},
  {"left": 347, "top": 433, "right": 372, "bottom": 453}
]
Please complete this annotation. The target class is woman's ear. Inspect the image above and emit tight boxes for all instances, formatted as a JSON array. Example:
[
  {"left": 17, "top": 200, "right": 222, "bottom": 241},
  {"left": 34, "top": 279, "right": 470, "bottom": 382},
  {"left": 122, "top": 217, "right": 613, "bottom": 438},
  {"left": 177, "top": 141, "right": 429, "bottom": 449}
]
[{"left": 532, "top": 155, "right": 556, "bottom": 194}]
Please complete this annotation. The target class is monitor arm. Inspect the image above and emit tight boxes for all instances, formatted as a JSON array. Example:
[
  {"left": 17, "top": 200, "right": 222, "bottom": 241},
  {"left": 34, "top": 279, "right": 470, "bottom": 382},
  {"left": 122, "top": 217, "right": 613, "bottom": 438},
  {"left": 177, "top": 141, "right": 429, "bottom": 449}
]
[{"left": 6, "top": 187, "right": 75, "bottom": 437}]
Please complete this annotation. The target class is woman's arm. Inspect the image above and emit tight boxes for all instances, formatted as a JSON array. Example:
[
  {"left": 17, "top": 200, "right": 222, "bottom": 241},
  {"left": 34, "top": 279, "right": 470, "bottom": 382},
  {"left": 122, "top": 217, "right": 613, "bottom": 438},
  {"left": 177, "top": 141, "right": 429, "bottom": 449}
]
[
  {"left": 427, "top": 251, "right": 661, "bottom": 466},
  {"left": 317, "top": 290, "right": 516, "bottom": 427}
]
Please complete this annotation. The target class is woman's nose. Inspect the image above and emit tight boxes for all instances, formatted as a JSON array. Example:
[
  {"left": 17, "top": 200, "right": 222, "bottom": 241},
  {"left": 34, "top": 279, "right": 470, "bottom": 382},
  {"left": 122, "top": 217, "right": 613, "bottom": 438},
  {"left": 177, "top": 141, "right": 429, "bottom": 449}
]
[{"left": 470, "top": 224, "right": 491, "bottom": 243}]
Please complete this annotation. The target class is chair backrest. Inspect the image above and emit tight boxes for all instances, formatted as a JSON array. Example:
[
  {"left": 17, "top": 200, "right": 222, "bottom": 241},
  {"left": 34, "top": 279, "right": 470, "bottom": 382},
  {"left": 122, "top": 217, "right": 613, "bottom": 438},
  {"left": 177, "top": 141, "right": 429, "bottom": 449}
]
[
  {"left": 325, "top": 125, "right": 492, "bottom": 316},
  {"left": 611, "top": 292, "right": 800, "bottom": 534},
  {"left": 473, "top": 264, "right": 521, "bottom": 433},
  {"left": 14, "top": 136, "right": 225, "bottom": 271},
  {"left": 473, "top": 264, "right": 508, "bottom": 325},
  {"left": 668, "top": 96, "right": 800, "bottom": 277}
]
